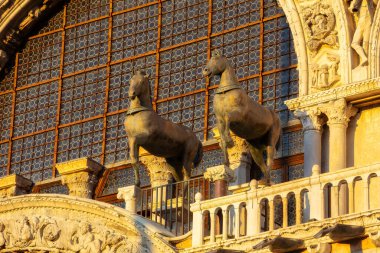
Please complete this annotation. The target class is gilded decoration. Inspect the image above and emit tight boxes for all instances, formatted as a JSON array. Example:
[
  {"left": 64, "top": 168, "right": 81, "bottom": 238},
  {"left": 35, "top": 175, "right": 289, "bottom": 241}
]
[{"left": 301, "top": 2, "right": 338, "bottom": 53}]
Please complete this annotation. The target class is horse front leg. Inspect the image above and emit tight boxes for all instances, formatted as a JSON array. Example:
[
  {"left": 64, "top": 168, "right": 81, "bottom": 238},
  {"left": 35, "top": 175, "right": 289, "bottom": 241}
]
[
  {"left": 216, "top": 117, "right": 233, "bottom": 166},
  {"left": 129, "top": 137, "right": 141, "bottom": 187}
]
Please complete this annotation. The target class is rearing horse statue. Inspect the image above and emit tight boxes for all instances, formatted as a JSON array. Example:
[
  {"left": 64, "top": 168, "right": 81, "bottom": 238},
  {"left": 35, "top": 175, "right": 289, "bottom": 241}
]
[
  {"left": 124, "top": 70, "right": 203, "bottom": 186},
  {"left": 203, "top": 50, "right": 281, "bottom": 185}
]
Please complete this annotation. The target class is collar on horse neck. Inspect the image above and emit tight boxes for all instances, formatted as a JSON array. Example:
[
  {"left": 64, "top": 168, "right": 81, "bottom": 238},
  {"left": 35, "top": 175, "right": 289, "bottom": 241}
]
[
  {"left": 215, "top": 84, "right": 241, "bottom": 94},
  {"left": 126, "top": 105, "right": 152, "bottom": 115}
]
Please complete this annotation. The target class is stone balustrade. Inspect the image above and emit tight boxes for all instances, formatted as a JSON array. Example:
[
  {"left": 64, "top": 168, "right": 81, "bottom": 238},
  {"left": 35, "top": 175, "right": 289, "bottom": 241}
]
[{"left": 190, "top": 162, "right": 380, "bottom": 247}]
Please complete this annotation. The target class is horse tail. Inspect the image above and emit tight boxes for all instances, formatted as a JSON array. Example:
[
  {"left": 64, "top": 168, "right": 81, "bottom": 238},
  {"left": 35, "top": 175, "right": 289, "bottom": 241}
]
[{"left": 193, "top": 140, "right": 203, "bottom": 168}]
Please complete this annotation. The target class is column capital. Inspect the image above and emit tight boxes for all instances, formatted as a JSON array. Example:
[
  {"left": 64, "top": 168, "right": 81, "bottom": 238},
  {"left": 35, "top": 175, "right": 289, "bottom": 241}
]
[
  {"left": 139, "top": 148, "right": 173, "bottom": 187},
  {"left": 204, "top": 165, "right": 235, "bottom": 183},
  {"left": 319, "top": 99, "right": 358, "bottom": 127},
  {"left": 56, "top": 157, "right": 103, "bottom": 199},
  {"left": 117, "top": 185, "right": 141, "bottom": 213},
  {"left": 0, "top": 174, "right": 33, "bottom": 198},
  {"left": 294, "top": 107, "right": 325, "bottom": 131}
]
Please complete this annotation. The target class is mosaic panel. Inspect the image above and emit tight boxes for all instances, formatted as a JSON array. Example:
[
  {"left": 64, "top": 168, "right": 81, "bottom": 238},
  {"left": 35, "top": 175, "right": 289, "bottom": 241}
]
[
  {"left": 105, "top": 112, "right": 128, "bottom": 165},
  {"left": 0, "top": 93, "right": 12, "bottom": 141},
  {"left": 0, "top": 64, "right": 14, "bottom": 92},
  {"left": 17, "top": 32, "right": 61, "bottom": 87},
  {"left": 212, "top": 0, "right": 260, "bottom": 33},
  {"left": 39, "top": 184, "right": 69, "bottom": 194},
  {"left": 10, "top": 131, "right": 55, "bottom": 182},
  {"left": 101, "top": 166, "right": 150, "bottom": 196},
  {"left": 57, "top": 118, "right": 103, "bottom": 163},
  {"left": 270, "top": 169, "right": 283, "bottom": 184},
  {"left": 64, "top": 19, "right": 108, "bottom": 74},
  {"left": 161, "top": 0, "right": 208, "bottom": 48},
  {"left": 276, "top": 130, "right": 303, "bottom": 158},
  {"left": 112, "top": 5, "right": 158, "bottom": 61},
  {"left": 14, "top": 81, "right": 58, "bottom": 137},
  {"left": 37, "top": 9, "right": 64, "bottom": 34},
  {"left": 60, "top": 68, "right": 106, "bottom": 124},
  {"left": 112, "top": 0, "right": 156, "bottom": 12},
  {"left": 66, "top": 0, "right": 109, "bottom": 26},
  {"left": 157, "top": 92, "right": 205, "bottom": 140},
  {"left": 0, "top": 143, "right": 8, "bottom": 177},
  {"left": 192, "top": 148, "right": 224, "bottom": 176},
  {"left": 158, "top": 40, "right": 207, "bottom": 100},
  {"left": 288, "top": 164, "right": 304, "bottom": 180},
  {"left": 108, "top": 55, "right": 156, "bottom": 113}
]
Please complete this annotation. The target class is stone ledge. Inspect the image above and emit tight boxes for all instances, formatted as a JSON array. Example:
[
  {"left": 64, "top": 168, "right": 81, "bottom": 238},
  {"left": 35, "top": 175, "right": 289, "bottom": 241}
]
[
  {"left": 285, "top": 77, "right": 380, "bottom": 110},
  {"left": 0, "top": 174, "right": 33, "bottom": 198}
]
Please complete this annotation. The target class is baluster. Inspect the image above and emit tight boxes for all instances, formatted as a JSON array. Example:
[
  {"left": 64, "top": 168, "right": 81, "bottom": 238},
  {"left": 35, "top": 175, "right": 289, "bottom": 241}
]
[
  {"left": 234, "top": 205, "right": 240, "bottom": 239},
  {"left": 222, "top": 208, "right": 228, "bottom": 240},
  {"left": 269, "top": 199, "right": 274, "bottom": 231},
  {"left": 348, "top": 180, "right": 354, "bottom": 213},
  {"left": 210, "top": 211, "right": 216, "bottom": 243},
  {"left": 282, "top": 196, "right": 288, "bottom": 228},
  {"left": 296, "top": 192, "right": 302, "bottom": 225}
]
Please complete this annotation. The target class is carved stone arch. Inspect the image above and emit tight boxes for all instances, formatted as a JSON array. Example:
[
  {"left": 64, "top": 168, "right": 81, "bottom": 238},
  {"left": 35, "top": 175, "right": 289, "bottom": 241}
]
[
  {"left": 369, "top": 4, "right": 380, "bottom": 78},
  {"left": 0, "top": 194, "right": 176, "bottom": 253},
  {"left": 277, "top": 0, "right": 309, "bottom": 96},
  {"left": 0, "top": 0, "right": 66, "bottom": 73}
]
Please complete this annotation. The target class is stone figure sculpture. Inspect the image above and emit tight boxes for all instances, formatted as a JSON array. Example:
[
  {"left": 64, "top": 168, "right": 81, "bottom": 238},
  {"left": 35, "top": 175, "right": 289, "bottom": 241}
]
[
  {"left": 347, "top": 0, "right": 377, "bottom": 66},
  {"left": 124, "top": 70, "right": 203, "bottom": 186},
  {"left": 203, "top": 50, "right": 281, "bottom": 185}
]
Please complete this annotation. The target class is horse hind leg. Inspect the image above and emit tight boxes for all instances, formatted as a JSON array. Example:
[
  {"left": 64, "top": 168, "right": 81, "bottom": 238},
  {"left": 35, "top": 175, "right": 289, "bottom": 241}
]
[
  {"left": 246, "top": 142, "right": 269, "bottom": 186},
  {"left": 266, "top": 111, "right": 281, "bottom": 171}
]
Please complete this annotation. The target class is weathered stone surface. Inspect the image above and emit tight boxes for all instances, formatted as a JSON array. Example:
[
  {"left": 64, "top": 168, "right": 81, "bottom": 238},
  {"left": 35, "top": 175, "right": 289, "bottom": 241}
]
[
  {"left": 0, "top": 174, "right": 33, "bottom": 198},
  {"left": 0, "top": 194, "right": 175, "bottom": 253}
]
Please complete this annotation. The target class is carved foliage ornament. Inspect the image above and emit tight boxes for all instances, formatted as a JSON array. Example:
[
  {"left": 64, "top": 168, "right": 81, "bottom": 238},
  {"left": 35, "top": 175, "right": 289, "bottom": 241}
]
[
  {"left": 0, "top": 215, "right": 150, "bottom": 253},
  {"left": 302, "top": 2, "right": 338, "bottom": 52}
]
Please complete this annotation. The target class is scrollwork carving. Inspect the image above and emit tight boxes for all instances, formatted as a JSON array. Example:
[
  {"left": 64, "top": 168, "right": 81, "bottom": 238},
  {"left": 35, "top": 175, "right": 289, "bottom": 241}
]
[{"left": 302, "top": 2, "right": 338, "bottom": 53}]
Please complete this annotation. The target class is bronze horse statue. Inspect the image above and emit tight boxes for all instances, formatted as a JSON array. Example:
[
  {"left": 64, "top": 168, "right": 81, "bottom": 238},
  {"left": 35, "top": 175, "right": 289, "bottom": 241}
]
[
  {"left": 124, "top": 70, "right": 203, "bottom": 186},
  {"left": 203, "top": 50, "right": 281, "bottom": 185}
]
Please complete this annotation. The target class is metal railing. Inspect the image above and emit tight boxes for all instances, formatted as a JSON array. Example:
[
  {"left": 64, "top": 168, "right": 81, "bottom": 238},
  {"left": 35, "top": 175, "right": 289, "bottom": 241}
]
[{"left": 138, "top": 177, "right": 212, "bottom": 236}]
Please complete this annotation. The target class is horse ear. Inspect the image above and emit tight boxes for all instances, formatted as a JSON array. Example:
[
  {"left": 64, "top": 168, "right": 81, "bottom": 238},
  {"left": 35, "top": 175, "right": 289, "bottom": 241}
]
[
  {"left": 212, "top": 49, "right": 221, "bottom": 57},
  {"left": 144, "top": 72, "right": 150, "bottom": 79}
]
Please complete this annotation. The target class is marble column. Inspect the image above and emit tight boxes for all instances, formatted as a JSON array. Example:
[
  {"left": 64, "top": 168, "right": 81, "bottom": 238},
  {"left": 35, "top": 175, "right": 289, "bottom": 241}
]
[
  {"left": 56, "top": 157, "right": 103, "bottom": 199},
  {"left": 204, "top": 165, "right": 235, "bottom": 197},
  {"left": 294, "top": 108, "right": 324, "bottom": 177},
  {"left": 320, "top": 99, "right": 357, "bottom": 215},
  {"left": 117, "top": 185, "right": 141, "bottom": 213}
]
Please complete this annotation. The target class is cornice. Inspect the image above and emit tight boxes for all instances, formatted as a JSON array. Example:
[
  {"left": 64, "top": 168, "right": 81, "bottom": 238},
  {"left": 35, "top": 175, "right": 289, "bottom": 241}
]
[{"left": 285, "top": 77, "right": 380, "bottom": 110}]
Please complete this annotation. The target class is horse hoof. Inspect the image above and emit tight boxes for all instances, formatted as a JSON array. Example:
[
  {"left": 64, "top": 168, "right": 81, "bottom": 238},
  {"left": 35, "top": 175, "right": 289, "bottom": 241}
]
[{"left": 226, "top": 140, "right": 234, "bottom": 148}]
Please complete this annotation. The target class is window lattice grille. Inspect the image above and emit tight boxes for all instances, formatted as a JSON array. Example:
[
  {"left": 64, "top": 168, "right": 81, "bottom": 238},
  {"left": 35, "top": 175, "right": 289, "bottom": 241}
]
[{"left": 0, "top": 0, "right": 301, "bottom": 183}]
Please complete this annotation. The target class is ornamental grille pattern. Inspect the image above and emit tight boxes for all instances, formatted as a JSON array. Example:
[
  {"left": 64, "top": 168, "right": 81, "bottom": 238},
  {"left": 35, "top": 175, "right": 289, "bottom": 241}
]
[{"left": 0, "top": 0, "right": 302, "bottom": 191}]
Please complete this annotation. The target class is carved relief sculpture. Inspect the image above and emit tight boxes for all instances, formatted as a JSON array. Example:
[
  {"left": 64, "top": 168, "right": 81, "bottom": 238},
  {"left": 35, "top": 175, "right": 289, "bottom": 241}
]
[
  {"left": 302, "top": 2, "right": 338, "bottom": 53},
  {"left": 347, "top": 0, "right": 378, "bottom": 66},
  {"left": 311, "top": 54, "right": 340, "bottom": 90}
]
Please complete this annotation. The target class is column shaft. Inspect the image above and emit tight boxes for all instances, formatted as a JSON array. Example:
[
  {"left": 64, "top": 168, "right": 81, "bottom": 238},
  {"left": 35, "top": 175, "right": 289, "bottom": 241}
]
[{"left": 304, "top": 129, "right": 322, "bottom": 176}]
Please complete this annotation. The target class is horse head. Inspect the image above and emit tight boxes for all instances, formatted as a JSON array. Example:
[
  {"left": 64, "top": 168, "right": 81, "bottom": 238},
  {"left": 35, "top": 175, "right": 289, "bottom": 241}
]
[
  {"left": 129, "top": 70, "right": 151, "bottom": 106},
  {"left": 129, "top": 70, "right": 150, "bottom": 99},
  {"left": 202, "top": 49, "right": 229, "bottom": 78}
]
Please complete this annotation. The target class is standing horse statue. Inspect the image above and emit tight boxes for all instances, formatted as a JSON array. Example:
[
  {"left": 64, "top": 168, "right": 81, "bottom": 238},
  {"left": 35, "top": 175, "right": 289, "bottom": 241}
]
[
  {"left": 203, "top": 50, "right": 281, "bottom": 185},
  {"left": 124, "top": 70, "right": 203, "bottom": 186}
]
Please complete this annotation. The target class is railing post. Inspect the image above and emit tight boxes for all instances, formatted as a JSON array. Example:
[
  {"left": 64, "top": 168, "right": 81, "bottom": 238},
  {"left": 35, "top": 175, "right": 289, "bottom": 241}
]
[
  {"left": 210, "top": 210, "right": 216, "bottom": 243},
  {"left": 117, "top": 185, "right": 141, "bottom": 213},
  {"left": 246, "top": 183, "right": 260, "bottom": 235},
  {"left": 363, "top": 178, "right": 370, "bottom": 211},
  {"left": 222, "top": 208, "right": 228, "bottom": 240},
  {"left": 282, "top": 196, "right": 288, "bottom": 228},
  {"left": 191, "top": 193, "right": 204, "bottom": 247},
  {"left": 269, "top": 198, "right": 275, "bottom": 231},
  {"left": 309, "top": 176, "right": 323, "bottom": 220},
  {"left": 234, "top": 205, "right": 240, "bottom": 239},
  {"left": 348, "top": 179, "right": 354, "bottom": 213}
]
